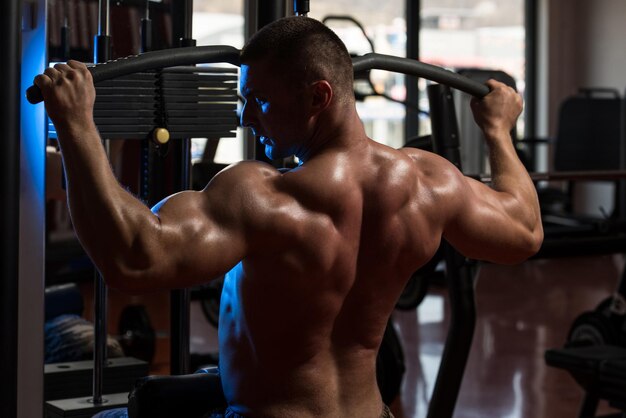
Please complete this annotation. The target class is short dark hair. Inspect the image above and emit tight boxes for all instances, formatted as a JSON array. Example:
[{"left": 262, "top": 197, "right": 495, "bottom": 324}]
[{"left": 240, "top": 16, "right": 354, "bottom": 103}]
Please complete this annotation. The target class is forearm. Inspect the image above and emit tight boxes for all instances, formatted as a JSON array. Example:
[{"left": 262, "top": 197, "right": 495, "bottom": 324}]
[
  {"left": 56, "top": 119, "right": 158, "bottom": 279},
  {"left": 485, "top": 128, "right": 542, "bottom": 237},
  {"left": 451, "top": 79, "right": 543, "bottom": 262}
]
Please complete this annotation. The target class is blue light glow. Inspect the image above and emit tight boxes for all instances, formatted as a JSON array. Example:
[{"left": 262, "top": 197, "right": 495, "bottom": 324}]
[
  {"left": 20, "top": 10, "right": 47, "bottom": 205},
  {"left": 17, "top": 2, "right": 48, "bottom": 416}
]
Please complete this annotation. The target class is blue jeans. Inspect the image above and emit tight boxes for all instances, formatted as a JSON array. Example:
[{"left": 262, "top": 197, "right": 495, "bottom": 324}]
[
  {"left": 209, "top": 405, "right": 394, "bottom": 418},
  {"left": 91, "top": 406, "right": 244, "bottom": 418},
  {"left": 93, "top": 404, "right": 394, "bottom": 418}
]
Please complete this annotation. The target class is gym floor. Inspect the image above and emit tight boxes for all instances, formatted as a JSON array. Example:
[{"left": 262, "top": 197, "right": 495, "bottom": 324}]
[
  {"left": 393, "top": 254, "right": 623, "bottom": 418},
  {"left": 84, "top": 253, "right": 624, "bottom": 418}
]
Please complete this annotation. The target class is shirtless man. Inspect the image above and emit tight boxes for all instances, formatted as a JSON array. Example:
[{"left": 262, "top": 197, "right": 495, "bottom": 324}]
[{"left": 35, "top": 16, "right": 543, "bottom": 418}]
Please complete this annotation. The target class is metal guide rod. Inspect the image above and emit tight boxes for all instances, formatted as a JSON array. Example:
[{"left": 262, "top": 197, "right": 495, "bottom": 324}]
[
  {"left": 92, "top": 0, "right": 112, "bottom": 406},
  {"left": 139, "top": 0, "right": 153, "bottom": 204},
  {"left": 426, "top": 83, "right": 476, "bottom": 418},
  {"left": 92, "top": 271, "right": 108, "bottom": 405},
  {"left": 183, "top": 0, "right": 193, "bottom": 41},
  {"left": 140, "top": 0, "right": 152, "bottom": 54},
  {"left": 170, "top": 138, "right": 192, "bottom": 375},
  {"left": 170, "top": 135, "right": 192, "bottom": 375},
  {"left": 170, "top": 0, "right": 195, "bottom": 376},
  {"left": 293, "top": 0, "right": 310, "bottom": 16},
  {"left": 98, "top": 0, "right": 110, "bottom": 36}
]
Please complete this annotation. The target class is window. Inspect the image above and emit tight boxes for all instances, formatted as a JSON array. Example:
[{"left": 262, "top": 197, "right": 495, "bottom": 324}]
[
  {"left": 419, "top": 0, "right": 525, "bottom": 173},
  {"left": 192, "top": 0, "right": 244, "bottom": 164},
  {"left": 310, "top": 1, "right": 408, "bottom": 149},
  {"left": 311, "top": 0, "right": 526, "bottom": 163}
]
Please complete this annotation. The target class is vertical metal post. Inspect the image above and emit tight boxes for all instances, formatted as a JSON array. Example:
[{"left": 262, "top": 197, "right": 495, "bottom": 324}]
[
  {"left": 92, "top": 273, "right": 108, "bottom": 405},
  {"left": 172, "top": 0, "right": 195, "bottom": 47},
  {"left": 18, "top": 0, "right": 47, "bottom": 416},
  {"left": 169, "top": 0, "right": 194, "bottom": 376},
  {"left": 141, "top": 0, "right": 152, "bottom": 54},
  {"left": 98, "top": 0, "right": 110, "bottom": 37},
  {"left": 171, "top": 135, "right": 192, "bottom": 375},
  {"left": 0, "top": 0, "right": 21, "bottom": 416},
  {"left": 293, "top": 0, "right": 309, "bottom": 16},
  {"left": 183, "top": 0, "right": 193, "bottom": 41},
  {"left": 94, "top": 0, "right": 112, "bottom": 64},
  {"left": 257, "top": 0, "right": 286, "bottom": 28},
  {"left": 428, "top": 85, "right": 461, "bottom": 170},
  {"left": 253, "top": 0, "right": 285, "bottom": 165},
  {"left": 92, "top": 0, "right": 113, "bottom": 405},
  {"left": 139, "top": 0, "right": 158, "bottom": 208},
  {"left": 524, "top": 0, "right": 538, "bottom": 168},
  {"left": 404, "top": 0, "right": 421, "bottom": 142},
  {"left": 426, "top": 84, "right": 477, "bottom": 418},
  {"left": 243, "top": 1, "right": 258, "bottom": 161}
]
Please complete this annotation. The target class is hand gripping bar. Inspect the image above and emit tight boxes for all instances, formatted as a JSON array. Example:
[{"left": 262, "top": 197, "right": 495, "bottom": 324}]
[{"left": 26, "top": 47, "right": 490, "bottom": 104}]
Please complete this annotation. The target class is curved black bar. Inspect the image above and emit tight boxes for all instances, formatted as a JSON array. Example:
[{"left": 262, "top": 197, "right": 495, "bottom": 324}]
[
  {"left": 26, "top": 47, "right": 489, "bottom": 104},
  {"left": 353, "top": 53, "right": 490, "bottom": 98},
  {"left": 26, "top": 45, "right": 241, "bottom": 104}
]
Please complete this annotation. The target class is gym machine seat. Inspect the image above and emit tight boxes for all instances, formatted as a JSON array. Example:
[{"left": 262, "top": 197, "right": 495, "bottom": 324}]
[
  {"left": 545, "top": 345, "right": 626, "bottom": 393},
  {"left": 545, "top": 345, "right": 626, "bottom": 417}
]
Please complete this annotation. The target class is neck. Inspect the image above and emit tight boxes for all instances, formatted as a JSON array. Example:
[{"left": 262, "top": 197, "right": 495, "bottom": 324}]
[{"left": 296, "top": 103, "right": 366, "bottom": 163}]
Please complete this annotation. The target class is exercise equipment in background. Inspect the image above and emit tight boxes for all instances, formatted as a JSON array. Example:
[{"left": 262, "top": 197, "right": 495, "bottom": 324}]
[{"left": 544, "top": 88, "right": 626, "bottom": 418}]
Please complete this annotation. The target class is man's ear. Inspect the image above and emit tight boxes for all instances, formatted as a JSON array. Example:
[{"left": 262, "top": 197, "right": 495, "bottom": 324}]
[{"left": 310, "top": 80, "right": 333, "bottom": 116}]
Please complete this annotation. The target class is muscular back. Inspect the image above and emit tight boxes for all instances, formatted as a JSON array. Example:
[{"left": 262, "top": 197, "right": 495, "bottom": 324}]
[{"left": 217, "top": 138, "right": 444, "bottom": 417}]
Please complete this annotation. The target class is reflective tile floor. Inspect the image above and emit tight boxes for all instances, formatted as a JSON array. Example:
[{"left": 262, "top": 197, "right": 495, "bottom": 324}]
[{"left": 392, "top": 254, "right": 624, "bottom": 418}]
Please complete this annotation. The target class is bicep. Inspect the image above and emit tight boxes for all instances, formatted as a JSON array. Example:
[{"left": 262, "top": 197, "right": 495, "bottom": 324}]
[
  {"left": 403, "top": 147, "right": 538, "bottom": 264},
  {"left": 442, "top": 176, "right": 538, "bottom": 264},
  {"left": 147, "top": 189, "right": 247, "bottom": 289}
]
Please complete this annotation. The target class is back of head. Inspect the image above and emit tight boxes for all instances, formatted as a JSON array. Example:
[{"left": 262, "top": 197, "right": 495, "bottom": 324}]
[{"left": 240, "top": 16, "right": 354, "bottom": 105}]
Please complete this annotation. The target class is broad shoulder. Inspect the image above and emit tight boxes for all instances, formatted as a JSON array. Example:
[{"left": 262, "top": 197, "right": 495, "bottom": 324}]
[
  {"left": 151, "top": 160, "right": 278, "bottom": 221},
  {"left": 397, "top": 146, "right": 475, "bottom": 226},
  {"left": 149, "top": 160, "right": 281, "bottom": 229},
  {"left": 202, "top": 160, "right": 302, "bottom": 219},
  {"left": 204, "top": 160, "right": 280, "bottom": 192},
  {"left": 399, "top": 147, "right": 466, "bottom": 188}
]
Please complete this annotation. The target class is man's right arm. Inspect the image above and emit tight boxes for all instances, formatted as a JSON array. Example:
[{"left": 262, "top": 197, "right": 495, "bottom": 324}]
[{"left": 35, "top": 61, "right": 248, "bottom": 293}]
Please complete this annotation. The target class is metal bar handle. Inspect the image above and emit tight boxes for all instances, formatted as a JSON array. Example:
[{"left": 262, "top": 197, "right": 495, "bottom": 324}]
[{"left": 27, "top": 47, "right": 490, "bottom": 104}]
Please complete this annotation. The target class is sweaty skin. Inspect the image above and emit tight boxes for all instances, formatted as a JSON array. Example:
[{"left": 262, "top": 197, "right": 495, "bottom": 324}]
[{"left": 35, "top": 57, "right": 542, "bottom": 418}]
